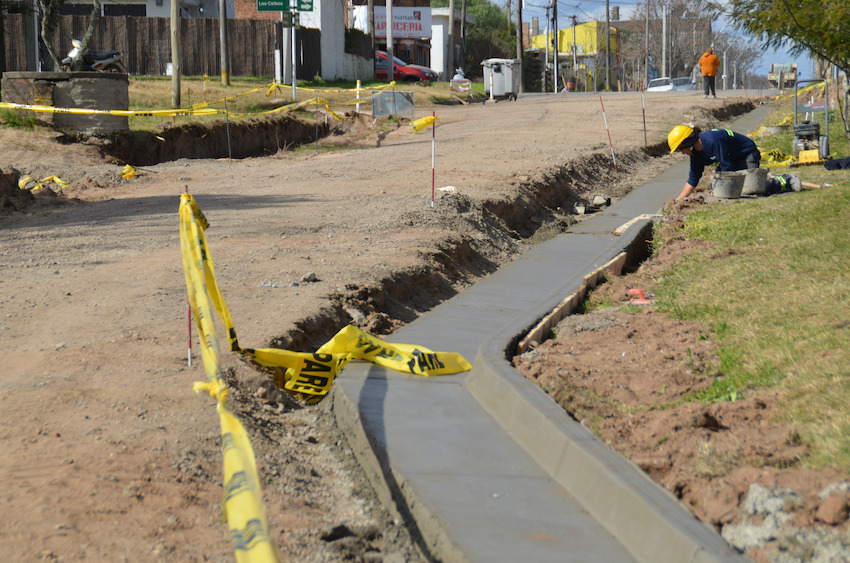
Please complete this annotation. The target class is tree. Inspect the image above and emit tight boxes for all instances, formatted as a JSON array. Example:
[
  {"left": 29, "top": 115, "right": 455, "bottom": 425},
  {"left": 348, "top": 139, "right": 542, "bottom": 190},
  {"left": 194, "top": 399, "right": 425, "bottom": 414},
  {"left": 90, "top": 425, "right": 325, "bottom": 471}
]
[
  {"left": 37, "top": 0, "right": 101, "bottom": 70},
  {"left": 432, "top": 0, "right": 515, "bottom": 77},
  {"left": 717, "top": 0, "right": 850, "bottom": 77},
  {"left": 631, "top": 0, "right": 714, "bottom": 80}
]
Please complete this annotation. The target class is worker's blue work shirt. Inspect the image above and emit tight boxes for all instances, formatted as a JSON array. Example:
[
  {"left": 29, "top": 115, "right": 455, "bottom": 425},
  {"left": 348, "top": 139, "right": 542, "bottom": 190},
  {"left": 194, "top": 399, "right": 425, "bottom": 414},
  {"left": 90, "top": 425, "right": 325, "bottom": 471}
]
[{"left": 688, "top": 129, "right": 759, "bottom": 186}]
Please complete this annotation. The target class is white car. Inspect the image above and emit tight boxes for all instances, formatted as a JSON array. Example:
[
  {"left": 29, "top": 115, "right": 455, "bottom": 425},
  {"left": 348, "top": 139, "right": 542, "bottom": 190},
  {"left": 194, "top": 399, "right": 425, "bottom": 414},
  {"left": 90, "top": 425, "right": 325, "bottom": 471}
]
[
  {"left": 646, "top": 77, "right": 674, "bottom": 92},
  {"left": 647, "top": 77, "right": 696, "bottom": 92},
  {"left": 672, "top": 77, "right": 696, "bottom": 90}
]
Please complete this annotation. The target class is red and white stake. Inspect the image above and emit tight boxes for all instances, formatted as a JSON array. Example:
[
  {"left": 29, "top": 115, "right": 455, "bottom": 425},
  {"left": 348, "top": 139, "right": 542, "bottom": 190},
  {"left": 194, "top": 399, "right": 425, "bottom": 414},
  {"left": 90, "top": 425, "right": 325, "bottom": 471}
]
[
  {"left": 187, "top": 297, "right": 193, "bottom": 367},
  {"left": 599, "top": 97, "right": 618, "bottom": 174}
]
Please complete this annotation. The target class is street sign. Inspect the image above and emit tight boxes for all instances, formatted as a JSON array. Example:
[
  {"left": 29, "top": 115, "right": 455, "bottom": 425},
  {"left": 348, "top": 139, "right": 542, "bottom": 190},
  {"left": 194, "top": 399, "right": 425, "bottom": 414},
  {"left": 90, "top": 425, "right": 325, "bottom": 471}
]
[
  {"left": 257, "top": 0, "right": 312, "bottom": 11},
  {"left": 257, "top": 0, "right": 287, "bottom": 11}
]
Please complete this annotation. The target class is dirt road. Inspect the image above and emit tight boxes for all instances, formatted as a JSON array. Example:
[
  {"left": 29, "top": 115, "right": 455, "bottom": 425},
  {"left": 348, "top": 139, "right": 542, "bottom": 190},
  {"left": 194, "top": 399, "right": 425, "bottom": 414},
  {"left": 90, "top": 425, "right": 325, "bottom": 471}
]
[{"left": 2, "top": 92, "right": 751, "bottom": 561}]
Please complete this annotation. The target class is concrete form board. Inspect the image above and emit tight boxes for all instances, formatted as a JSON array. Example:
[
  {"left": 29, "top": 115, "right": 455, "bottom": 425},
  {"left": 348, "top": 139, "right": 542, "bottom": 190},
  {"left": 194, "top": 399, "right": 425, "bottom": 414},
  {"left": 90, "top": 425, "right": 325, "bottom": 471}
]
[{"left": 334, "top": 105, "right": 769, "bottom": 562}]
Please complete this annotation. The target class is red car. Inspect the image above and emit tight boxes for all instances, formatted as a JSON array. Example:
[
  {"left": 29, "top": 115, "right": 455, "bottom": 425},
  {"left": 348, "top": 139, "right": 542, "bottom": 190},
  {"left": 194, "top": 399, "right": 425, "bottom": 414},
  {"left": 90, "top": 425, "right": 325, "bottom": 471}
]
[{"left": 374, "top": 51, "right": 438, "bottom": 82}]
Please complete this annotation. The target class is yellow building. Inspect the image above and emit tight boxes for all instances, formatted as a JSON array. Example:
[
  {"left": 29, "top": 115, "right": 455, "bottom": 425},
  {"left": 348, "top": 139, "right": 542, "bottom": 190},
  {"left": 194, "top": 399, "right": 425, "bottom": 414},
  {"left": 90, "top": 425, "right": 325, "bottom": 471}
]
[{"left": 530, "top": 21, "right": 617, "bottom": 90}]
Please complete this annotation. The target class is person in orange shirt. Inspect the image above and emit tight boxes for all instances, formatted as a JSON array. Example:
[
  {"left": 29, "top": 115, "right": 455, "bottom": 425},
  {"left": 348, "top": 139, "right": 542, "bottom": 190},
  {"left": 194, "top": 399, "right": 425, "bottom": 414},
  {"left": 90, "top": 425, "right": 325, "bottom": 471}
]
[{"left": 699, "top": 48, "right": 720, "bottom": 98}]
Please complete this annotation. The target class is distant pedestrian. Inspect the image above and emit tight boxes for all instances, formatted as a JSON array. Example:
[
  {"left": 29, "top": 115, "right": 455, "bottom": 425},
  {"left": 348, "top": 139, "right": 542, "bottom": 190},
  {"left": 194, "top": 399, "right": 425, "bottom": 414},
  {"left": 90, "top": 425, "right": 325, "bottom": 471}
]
[{"left": 699, "top": 48, "right": 720, "bottom": 98}]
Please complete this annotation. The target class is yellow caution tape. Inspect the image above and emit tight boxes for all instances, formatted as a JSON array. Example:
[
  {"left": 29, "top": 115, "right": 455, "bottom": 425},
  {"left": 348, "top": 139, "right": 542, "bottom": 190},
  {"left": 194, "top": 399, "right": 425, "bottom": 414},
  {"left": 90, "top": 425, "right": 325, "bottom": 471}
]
[
  {"left": 411, "top": 115, "right": 439, "bottom": 134},
  {"left": 192, "top": 82, "right": 278, "bottom": 110},
  {"left": 245, "top": 324, "right": 472, "bottom": 402},
  {"left": 180, "top": 193, "right": 279, "bottom": 563},
  {"left": 179, "top": 192, "right": 471, "bottom": 403},
  {"left": 18, "top": 175, "right": 68, "bottom": 191},
  {"left": 775, "top": 80, "right": 828, "bottom": 101},
  {"left": 179, "top": 192, "right": 472, "bottom": 557},
  {"left": 1, "top": 77, "right": 397, "bottom": 121},
  {"left": 0, "top": 101, "right": 221, "bottom": 118},
  {"left": 18, "top": 176, "right": 41, "bottom": 191},
  {"left": 759, "top": 147, "right": 794, "bottom": 167},
  {"left": 120, "top": 164, "right": 136, "bottom": 179}
]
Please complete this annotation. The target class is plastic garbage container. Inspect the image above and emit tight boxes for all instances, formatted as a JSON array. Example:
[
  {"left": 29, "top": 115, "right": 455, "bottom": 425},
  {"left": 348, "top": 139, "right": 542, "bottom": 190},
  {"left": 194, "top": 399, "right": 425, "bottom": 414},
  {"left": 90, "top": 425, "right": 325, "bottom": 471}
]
[{"left": 481, "top": 58, "right": 521, "bottom": 100}]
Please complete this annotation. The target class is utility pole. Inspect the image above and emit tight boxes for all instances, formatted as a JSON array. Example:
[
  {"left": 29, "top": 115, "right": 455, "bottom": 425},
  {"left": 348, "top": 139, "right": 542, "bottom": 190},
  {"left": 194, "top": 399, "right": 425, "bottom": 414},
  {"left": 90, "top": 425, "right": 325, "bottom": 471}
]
[
  {"left": 386, "top": 0, "right": 394, "bottom": 81},
  {"left": 644, "top": 5, "right": 648, "bottom": 88},
  {"left": 515, "top": 0, "right": 523, "bottom": 92},
  {"left": 571, "top": 14, "right": 577, "bottom": 85},
  {"left": 170, "top": 0, "right": 180, "bottom": 107},
  {"left": 368, "top": 0, "right": 375, "bottom": 74},
  {"left": 447, "top": 0, "right": 455, "bottom": 79},
  {"left": 604, "top": 0, "right": 610, "bottom": 90},
  {"left": 218, "top": 0, "right": 229, "bottom": 85},
  {"left": 544, "top": 6, "right": 549, "bottom": 92},
  {"left": 552, "top": 0, "right": 558, "bottom": 92},
  {"left": 661, "top": 3, "right": 666, "bottom": 78},
  {"left": 460, "top": 0, "right": 467, "bottom": 67}
]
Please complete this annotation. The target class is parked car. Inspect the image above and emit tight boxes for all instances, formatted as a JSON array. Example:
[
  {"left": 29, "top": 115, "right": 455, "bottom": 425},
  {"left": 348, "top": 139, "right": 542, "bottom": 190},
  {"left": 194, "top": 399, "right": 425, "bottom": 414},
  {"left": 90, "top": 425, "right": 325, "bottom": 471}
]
[
  {"left": 647, "top": 77, "right": 696, "bottom": 92},
  {"left": 375, "top": 51, "right": 438, "bottom": 82},
  {"left": 646, "top": 77, "right": 674, "bottom": 92},
  {"left": 672, "top": 77, "right": 696, "bottom": 90}
]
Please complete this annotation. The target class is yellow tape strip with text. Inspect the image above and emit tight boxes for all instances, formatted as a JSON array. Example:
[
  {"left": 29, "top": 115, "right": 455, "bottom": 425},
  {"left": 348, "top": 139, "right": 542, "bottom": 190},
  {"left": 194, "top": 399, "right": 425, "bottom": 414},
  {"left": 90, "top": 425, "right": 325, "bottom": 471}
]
[
  {"left": 179, "top": 192, "right": 472, "bottom": 403},
  {"left": 180, "top": 194, "right": 280, "bottom": 563}
]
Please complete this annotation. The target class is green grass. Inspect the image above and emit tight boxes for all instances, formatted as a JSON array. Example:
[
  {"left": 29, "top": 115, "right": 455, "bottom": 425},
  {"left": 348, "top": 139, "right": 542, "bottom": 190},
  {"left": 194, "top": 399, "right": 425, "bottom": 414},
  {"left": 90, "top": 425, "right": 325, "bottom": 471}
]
[
  {"left": 0, "top": 108, "right": 38, "bottom": 129},
  {"left": 652, "top": 185, "right": 850, "bottom": 468},
  {"left": 124, "top": 75, "right": 485, "bottom": 132}
]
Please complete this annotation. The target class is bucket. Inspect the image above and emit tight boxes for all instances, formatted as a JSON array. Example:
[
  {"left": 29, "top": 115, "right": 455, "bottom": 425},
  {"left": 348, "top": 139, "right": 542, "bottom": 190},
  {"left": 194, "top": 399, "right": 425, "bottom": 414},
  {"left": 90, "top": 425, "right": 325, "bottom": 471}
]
[
  {"left": 742, "top": 168, "right": 768, "bottom": 195},
  {"left": 710, "top": 171, "right": 745, "bottom": 199}
]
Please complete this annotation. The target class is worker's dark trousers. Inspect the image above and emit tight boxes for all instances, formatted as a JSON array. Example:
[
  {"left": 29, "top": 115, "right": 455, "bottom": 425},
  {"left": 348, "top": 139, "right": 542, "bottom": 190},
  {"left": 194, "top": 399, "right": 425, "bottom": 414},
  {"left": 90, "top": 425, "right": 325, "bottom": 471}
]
[
  {"left": 703, "top": 75, "right": 716, "bottom": 96},
  {"left": 730, "top": 150, "right": 762, "bottom": 172}
]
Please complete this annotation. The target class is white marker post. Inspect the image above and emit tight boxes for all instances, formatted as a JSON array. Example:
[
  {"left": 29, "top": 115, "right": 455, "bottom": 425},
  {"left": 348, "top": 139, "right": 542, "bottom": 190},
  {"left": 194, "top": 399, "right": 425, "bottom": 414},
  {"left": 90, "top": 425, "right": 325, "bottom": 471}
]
[
  {"left": 356, "top": 80, "right": 361, "bottom": 115},
  {"left": 599, "top": 96, "right": 618, "bottom": 173},
  {"left": 489, "top": 71, "right": 494, "bottom": 101}
]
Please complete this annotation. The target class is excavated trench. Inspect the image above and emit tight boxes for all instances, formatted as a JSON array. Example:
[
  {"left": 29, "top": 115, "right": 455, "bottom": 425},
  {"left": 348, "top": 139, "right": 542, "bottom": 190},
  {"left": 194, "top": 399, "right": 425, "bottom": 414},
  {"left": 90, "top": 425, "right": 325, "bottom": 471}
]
[
  {"left": 5, "top": 100, "right": 756, "bottom": 356},
  {"left": 64, "top": 114, "right": 330, "bottom": 165}
]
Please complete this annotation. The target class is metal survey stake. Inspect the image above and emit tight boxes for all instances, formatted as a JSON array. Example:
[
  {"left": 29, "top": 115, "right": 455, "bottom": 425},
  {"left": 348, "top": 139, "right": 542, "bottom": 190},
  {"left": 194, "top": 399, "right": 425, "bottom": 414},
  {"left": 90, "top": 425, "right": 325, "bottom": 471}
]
[
  {"left": 431, "top": 111, "right": 436, "bottom": 208},
  {"left": 184, "top": 185, "right": 193, "bottom": 367},
  {"left": 599, "top": 96, "right": 618, "bottom": 173}
]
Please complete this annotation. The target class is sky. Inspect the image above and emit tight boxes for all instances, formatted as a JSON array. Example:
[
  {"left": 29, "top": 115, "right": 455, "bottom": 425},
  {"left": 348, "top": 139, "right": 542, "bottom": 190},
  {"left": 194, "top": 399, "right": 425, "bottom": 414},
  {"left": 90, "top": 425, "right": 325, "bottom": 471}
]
[{"left": 518, "top": 0, "right": 813, "bottom": 77}]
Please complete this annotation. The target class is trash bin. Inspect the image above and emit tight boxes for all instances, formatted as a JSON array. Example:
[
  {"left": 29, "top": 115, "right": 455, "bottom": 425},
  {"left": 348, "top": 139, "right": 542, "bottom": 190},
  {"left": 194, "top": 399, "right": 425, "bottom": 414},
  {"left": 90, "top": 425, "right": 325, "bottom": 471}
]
[{"left": 481, "top": 58, "right": 521, "bottom": 100}]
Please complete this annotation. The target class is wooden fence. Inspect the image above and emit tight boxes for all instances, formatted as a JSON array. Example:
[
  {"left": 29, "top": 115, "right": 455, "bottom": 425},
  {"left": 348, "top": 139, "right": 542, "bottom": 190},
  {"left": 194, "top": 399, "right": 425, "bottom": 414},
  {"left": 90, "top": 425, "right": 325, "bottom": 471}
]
[{"left": 2, "top": 14, "right": 325, "bottom": 78}]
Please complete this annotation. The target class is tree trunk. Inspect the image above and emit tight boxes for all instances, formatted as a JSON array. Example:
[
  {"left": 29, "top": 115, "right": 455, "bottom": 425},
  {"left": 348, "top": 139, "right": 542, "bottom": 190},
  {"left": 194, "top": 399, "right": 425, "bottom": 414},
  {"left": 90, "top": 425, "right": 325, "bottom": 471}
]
[{"left": 76, "top": 0, "right": 102, "bottom": 71}]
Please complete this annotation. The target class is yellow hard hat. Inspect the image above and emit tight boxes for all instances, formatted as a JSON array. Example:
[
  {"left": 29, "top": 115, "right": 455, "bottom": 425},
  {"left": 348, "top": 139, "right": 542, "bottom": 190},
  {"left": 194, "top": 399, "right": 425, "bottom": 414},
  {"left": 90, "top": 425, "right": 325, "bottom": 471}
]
[{"left": 668, "top": 124, "right": 696, "bottom": 153}]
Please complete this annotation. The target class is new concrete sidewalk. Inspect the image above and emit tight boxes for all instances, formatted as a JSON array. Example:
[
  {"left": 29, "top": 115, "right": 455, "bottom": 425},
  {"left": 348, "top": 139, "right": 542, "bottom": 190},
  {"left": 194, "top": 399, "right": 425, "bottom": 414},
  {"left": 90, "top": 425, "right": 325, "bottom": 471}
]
[{"left": 333, "top": 107, "right": 768, "bottom": 563}]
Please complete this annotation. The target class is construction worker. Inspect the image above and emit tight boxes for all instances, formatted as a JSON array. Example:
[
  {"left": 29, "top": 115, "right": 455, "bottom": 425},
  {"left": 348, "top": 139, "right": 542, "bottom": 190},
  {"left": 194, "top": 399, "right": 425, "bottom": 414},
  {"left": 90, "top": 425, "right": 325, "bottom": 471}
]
[
  {"left": 668, "top": 124, "right": 762, "bottom": 200},
  {"left": 699, "top": 48, "right": 720, "bottom": 98}
]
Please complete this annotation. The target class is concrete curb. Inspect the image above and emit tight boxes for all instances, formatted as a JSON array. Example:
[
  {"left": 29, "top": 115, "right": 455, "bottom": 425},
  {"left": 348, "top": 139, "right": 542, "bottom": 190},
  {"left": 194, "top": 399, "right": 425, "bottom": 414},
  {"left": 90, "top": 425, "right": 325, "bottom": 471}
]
[{"left": 465, "top": 220, "right": 743, "bottom": 563}]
